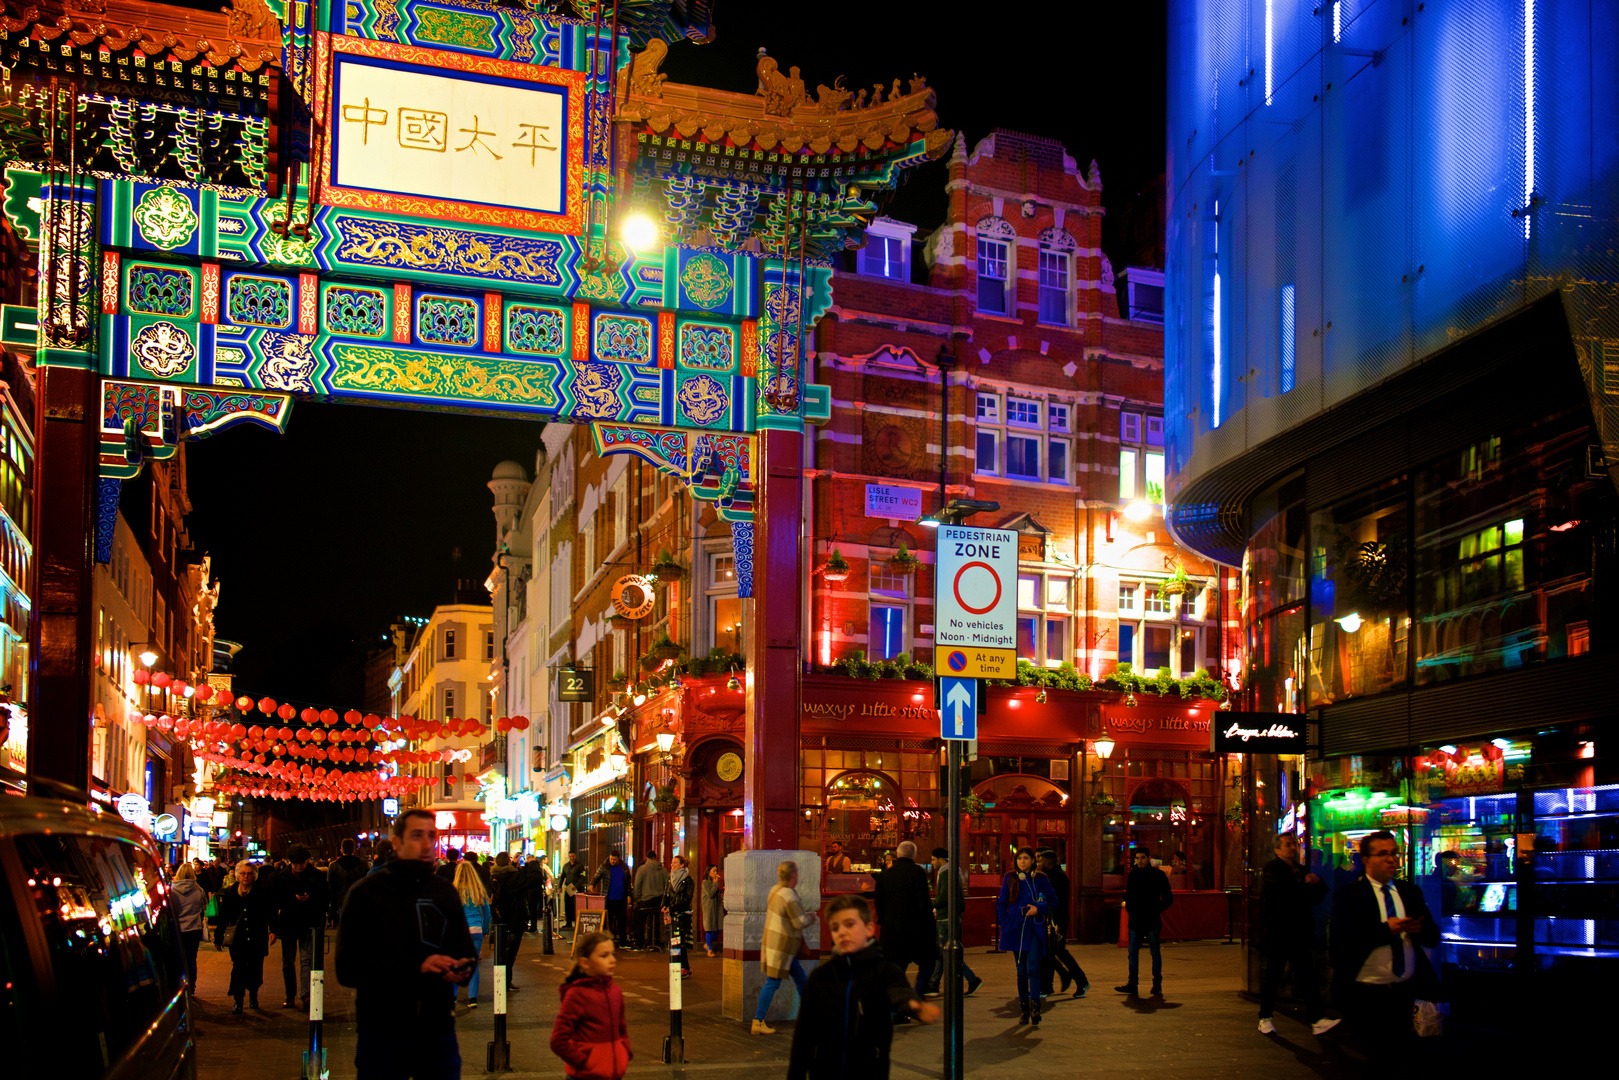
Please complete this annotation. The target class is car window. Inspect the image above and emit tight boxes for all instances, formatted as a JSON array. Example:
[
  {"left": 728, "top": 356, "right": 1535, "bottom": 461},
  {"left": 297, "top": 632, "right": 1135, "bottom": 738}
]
[
  {"left": 14, "top": 833, "right": 184, "bottom": 1074},
  {"left": 0, "top": 850, "right": 39, "bottom": 1066}
]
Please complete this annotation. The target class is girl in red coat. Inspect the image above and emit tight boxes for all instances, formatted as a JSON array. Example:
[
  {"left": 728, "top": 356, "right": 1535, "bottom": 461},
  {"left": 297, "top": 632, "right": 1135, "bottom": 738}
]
[{"left": 551, "top": 931, "right": 631, "bottom": 1080}]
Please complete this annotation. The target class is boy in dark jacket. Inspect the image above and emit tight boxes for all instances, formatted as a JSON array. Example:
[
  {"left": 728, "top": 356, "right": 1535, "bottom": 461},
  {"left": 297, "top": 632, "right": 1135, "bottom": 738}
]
[{"left": 787, "top": 895, "right": 939, "bottom": 1080}]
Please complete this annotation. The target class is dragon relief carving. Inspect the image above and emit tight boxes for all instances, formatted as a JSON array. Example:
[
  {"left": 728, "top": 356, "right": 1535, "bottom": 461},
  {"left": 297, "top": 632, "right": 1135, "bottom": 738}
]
[{"left": 629, "top": 38, "right": 668, "bottom": 98}]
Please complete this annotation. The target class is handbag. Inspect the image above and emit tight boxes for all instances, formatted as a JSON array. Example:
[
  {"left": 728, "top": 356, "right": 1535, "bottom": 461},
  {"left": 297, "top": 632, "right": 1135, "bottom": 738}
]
[
  {"left": 1046, "top": 919, "right": 1065, "bottom": 949},
  {"left": 204, "top": 894, "right": 219, "bottom": 919},
  {"left": 221, "top": 923, "right": 238, "bottom": 948},
  {"left": 1413, "top": 999, "right": 1444, "bottom": 1037}
]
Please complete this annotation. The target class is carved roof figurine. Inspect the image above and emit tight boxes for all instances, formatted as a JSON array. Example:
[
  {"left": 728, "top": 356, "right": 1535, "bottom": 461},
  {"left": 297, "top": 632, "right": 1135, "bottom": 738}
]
[
  {"left": 222, "top": 0, "right": 277, "bottom": 39},
  {"left": 616, "top": 39, "right": 951, "bottom": 167},
  {"left": 629, "top": 37, "right": 669, "bottom": 98},
  {"left": 0, "top": 0, "right": 284, "bottom": 68}
]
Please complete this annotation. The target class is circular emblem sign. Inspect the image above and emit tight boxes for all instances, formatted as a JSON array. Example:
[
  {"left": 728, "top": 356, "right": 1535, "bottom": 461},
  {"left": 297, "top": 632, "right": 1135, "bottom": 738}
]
[
  {"left": 611, "top": 575, "right": 656, "bottom": 620},
  {"left": 715, "top": 752, "right": 744, "bottom": 783}
]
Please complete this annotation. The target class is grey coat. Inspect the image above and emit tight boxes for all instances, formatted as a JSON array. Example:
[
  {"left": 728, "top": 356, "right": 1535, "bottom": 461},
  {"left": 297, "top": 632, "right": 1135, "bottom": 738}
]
[
  {"left": 170, "top": 878, "right": 206, "bottom": 933},
  {"left": 700, "top": 878, "right": 723, "bottom": 930}
]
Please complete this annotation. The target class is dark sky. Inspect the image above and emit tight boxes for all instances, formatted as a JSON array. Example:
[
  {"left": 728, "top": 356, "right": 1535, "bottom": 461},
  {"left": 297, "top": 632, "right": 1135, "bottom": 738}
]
[{"left": 187, "top": 5, "right": 1167, "bottom": 708}]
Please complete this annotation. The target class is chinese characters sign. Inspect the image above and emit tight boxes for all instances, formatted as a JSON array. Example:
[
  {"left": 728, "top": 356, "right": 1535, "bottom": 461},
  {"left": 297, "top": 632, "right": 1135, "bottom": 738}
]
[{"left": 322, "top": 36, "right": 585, "bottom": 234}]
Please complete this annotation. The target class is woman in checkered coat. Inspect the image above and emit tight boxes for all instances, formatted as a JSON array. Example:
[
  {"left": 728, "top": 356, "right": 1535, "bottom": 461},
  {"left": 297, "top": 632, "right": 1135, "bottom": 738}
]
[{"left": 751, "top": 861, "right": 817, "bottom": 1035}]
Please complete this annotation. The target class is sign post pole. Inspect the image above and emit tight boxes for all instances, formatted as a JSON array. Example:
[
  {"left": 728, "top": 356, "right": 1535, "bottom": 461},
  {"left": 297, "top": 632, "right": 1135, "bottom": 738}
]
[{"left": 927, "top": 500, "right": 1006, "bottom": 1080}]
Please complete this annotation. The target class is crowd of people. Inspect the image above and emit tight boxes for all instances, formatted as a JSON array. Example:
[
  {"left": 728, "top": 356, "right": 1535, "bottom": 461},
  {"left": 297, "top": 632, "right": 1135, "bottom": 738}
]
[{"left": 174, "top": 818, "right": 1439, "bottom": 1077}]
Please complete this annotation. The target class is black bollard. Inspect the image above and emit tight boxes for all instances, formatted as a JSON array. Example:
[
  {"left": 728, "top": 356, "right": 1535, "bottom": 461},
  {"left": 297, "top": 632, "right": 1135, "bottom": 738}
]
[
  {"left": 661, "top": 921, "right": 684, "bottom": 1064},
  {"left": 304, "top": 926, "right": 326, "bottom": 1080},
  {"left": 487, "top": 925, "right": 511, "bottom": 1071}
]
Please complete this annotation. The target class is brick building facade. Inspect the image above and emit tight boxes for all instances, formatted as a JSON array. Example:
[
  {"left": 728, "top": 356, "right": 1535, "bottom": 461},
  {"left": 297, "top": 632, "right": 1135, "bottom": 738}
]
[{"left": 810, "top": 129, "right": 1233, "bottom": 684}]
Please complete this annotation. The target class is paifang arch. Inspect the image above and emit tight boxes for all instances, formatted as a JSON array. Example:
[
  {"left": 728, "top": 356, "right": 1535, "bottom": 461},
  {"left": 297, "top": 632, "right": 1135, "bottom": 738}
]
[{"left": 8, "top": 0, "right": 951, "bottom": 839}]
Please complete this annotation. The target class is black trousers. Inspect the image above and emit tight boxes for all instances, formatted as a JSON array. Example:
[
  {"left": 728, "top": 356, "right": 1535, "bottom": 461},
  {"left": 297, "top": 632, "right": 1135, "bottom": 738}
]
[
  {"left": 1343, "top": 980, "right": 1417, "bottom": 1072},
  {"left": 1259, "top": 936, "right": 1325, "bottom": 1022},
  {"left": 605, "top": 898, "right": 628, "bottom": 942},
  {"left": 497, "top": 924, "right": 523, "bottom": 985},
  {"left": 634, "top": 900, "right": 663, "bottom": 947},
  {"left": 1041, "top": 935, "right": 1088, "bottom": 993},
  {"left": 564, "top": 892, "right": 576, "bottom": 927}
]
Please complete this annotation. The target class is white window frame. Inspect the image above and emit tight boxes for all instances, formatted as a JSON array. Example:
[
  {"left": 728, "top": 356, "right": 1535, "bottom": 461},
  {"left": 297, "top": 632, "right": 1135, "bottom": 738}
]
[
  {"left": 485, "top": 630, "right": 496, "bottom": 661},
  {"left": 975, "top": 428, "right": 999, "bottom": 476},
  {"left": 1048, "top": 403, "right": 1071, "bottom": 433},
  {"left": 1007, "top": 397, "right": 1040, "bottom": 428},
  {"left": 443, "top": 628, "right": 457, "bottom": 660},
  {"left": 611, "top": 473, "right": 628, "bottom": 551},
  {"left": 704, "top": 548, "right": 739, "bottom": 656},
  {"left": 1121, "top": 412, "right": 1142, "bottom": 443},
  {"left": 868, "top": 603, "right": 908, "bottom": 661},
  {"left": 1016, "top": 570, "right": 1074, "bottom": 667},
  {"left": 975, "top": 393, "right": 999, "bottom": 422},
  {"left": 443, "top": 686, "right": 455, "bottom": 718},
  {"left": 1037, "top": 248, "right": 1070, "bottom": 325},
  {"left": 976, "top": 236, "right": 1011, "bottom": 314},
  {"left": 1146, "top": 416, "right": 1165, "bottom": 447},
  {"left": 858, "top": 234, "right": 908, "bottom": 280}
]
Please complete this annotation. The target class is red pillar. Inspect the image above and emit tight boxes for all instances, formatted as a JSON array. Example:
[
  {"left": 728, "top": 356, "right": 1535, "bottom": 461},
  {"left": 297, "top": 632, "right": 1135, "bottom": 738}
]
[
  {"left": 30, "top": 366, "right": 97, "bottom": 790},
  {"left": 743, "top": 427, "right": 802, "bottom": 850}
]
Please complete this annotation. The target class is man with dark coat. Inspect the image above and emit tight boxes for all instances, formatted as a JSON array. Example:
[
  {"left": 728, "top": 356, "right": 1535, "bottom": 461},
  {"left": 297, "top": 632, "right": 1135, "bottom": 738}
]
[
  {"left": 1257, "top": 831, "right": 1339, "bottom": 1036},
  {"left": 489, "top": 851, "right": 528, "bottom": 991},
  {"left": 519, "top": 854, "right": 549, "bottom": 931},
  {"left": 1328, "top": 831, "right": 1440, "bottom": 1069},
  {"left": 872, "top": 840, "right": 936, "bottom": 998},
  {"left": 1037, "top": 849, "right": 1089, "bottom": 997},
  {"left": 276, "top": 844, "right": 329, "bottom": 1009},
  {"left": 1114, "top": 845, "right": 1173, "bottom": 996},
  {"left": 336, "top": 809, "right": 475, "bottom": 1080},
  {"left": 558, "top": 850, "right": 588, "bottom": 930},
  {"left": 327, "top": 839, "right": 368, "bottom": 927},
  {"left": 435, "top": 845, "right": 462, "bottom": 883}
]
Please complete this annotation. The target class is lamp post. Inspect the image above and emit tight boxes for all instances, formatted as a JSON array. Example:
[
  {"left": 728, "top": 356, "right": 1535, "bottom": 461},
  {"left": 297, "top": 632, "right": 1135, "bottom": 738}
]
[{"left": 917, "top": 497, "right": 999, "bottom": 1080}]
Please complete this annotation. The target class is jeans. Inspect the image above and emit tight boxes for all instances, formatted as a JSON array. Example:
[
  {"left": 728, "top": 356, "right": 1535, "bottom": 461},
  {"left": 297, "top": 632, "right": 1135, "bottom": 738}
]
[
  {"left": 464, "top": 932, "right": 483, "bottom": 1000},
  {"left": 281, "top": 934, "right": 313, "bottom": 1002},
  {"left": 1127, "top": 928, "right": 1162, "bottom": 988},
  {"left": 355, "top": 1027, "right": 460, "bottom": 1080},
  {"left": 755, "top": 958, "right": 808, "bottom": 1020},
  {"left": 704, "top": 930, "right": 720, "bottom": 953},
  {"left": 180, "top": 929, "right": 203, "bottom": 992},
  {"left": 1259, "top": 937, "right": 1324, "bottom": 1021},
  {"left": 928, "top": 918, "right": 977, "bottom": 992},
  {"left": 1012, "top": 950, "right": 1042, "bottom": 1003}
]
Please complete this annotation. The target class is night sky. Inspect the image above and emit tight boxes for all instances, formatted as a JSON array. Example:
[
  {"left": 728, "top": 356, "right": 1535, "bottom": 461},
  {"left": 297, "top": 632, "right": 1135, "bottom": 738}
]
[{"left": 186, "top": 4, "right": 1167, "bottom": 710}]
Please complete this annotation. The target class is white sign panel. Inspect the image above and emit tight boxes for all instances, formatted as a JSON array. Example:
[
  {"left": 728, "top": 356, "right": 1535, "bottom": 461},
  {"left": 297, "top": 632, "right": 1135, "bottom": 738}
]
[
  {"left": 865, "top": 484, "right": 923, "bottom": 519},
  {"left": 934, "top": 525, "right": 1018, "bottom": 650},
  {"left": 333, "top": 56, "right": 567, "bottom": 217}
]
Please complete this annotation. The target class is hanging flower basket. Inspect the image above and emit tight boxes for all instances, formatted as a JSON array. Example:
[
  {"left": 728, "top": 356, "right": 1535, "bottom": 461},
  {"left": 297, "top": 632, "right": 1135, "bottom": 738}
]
[
  {"left": 651, "top": 786, "right": 681, "bottom": 814},
  {"left": 1084, "top": 793, "right": 1117, "bottom": 819},
  {"left": 886, "top": 543, "right": 921, "bottom": 574},
  {"left": 962, "top": 792, "right": 990, "bottom": 823},
  {"left": 1223, "top": 803, "right": 1245, "bottom": 828},
  {"left": 822, "top": 549, "right": 851, "bottom": 584},
  {"left": 606, "top": 670, "right": 629, "bottom": 689},
  {"left": 649, "top": 560, "right": 685, "bottom": 585},
  {"left": 650, "top": 641, "right": 684, "bottom": 662},
  {"left": 1160, "top": 567, "right": 1193, "bottom": 597}
]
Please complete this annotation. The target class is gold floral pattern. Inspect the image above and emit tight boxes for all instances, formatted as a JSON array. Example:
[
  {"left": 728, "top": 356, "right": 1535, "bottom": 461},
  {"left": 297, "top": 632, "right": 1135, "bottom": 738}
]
[{"left": 327, "top": 342, "right": 561, "bottom": 410}]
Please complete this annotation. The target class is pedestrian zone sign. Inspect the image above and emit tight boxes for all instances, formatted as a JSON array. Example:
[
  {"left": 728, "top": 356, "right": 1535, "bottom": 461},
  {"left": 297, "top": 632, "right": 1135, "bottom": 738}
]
[{"left": 935, "top": 525, "right": 1018, "bottom": 651}]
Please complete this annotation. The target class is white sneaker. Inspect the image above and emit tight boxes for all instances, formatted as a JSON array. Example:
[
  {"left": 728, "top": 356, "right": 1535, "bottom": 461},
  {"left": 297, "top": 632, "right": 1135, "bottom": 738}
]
[
  {"left": 1311, "top": 1017, "right": 1342, "bottom": 1036},
  {"left": 1257, "top": 1017, "right": 1276, "bottom": 1034}
]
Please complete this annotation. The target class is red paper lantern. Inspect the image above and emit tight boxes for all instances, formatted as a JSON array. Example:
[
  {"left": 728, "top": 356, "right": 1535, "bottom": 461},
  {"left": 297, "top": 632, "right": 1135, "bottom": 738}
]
[
  {"left": 152, "top": 671, "right": 172, "bottom": 689},
  {"left": 362, "top": 713, "right": 380, "bottom": 729},
  {"left": 344, "top": 709, "right": 362, "bottom": 727},
  {"left": 310, "top": 728, "right": 326, "bottom": 743},
  {"left": 236, "top": 695, "right": 254, "bottom": 711},
  {"left": 172, "top": 680, "right": 188, "bottom": 696},
  {"left": 295, "top": 728, "right": 311, "bottom": 742},
  {"left": 256, "top": 696, "right": 275, "bottom": 715},
  {"left": 513, "top": 716, "right": 530, "bottom": 730},
  {"left": 194, "top": 685, "right": 214, "bottom": 702},
  {"left": 276, "top": 703, "right": 295, "bottom": 721},
  {"left": 230, "top": 722, "right": 248, "bottom": 738},
  {"left": 132, "top": 669, "right": 150, "bottom": 686}
]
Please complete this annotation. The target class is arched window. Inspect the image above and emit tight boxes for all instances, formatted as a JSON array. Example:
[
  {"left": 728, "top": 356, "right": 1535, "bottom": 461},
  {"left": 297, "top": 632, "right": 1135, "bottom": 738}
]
[
  {"left": 975, "top": 217, "right": 1015, "bottom": 315},
  {"left": 1036, "top": 227, "right": 1077, "bottom": 325}
]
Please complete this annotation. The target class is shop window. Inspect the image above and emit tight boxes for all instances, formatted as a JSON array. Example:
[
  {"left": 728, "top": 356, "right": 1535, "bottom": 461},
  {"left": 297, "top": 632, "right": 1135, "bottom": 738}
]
[
  {"left": 1413, "top": 409, "right": 1611, "bottom": 686},
  {"left": 1307, "top": 477, "right": 1409, "bottom": 707}
]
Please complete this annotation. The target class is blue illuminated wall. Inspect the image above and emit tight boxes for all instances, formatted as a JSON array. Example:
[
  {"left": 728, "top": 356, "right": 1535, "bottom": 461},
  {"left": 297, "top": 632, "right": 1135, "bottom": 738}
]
[{"left": 1165, "top": 0, "right": 1618, "bottom": 557}]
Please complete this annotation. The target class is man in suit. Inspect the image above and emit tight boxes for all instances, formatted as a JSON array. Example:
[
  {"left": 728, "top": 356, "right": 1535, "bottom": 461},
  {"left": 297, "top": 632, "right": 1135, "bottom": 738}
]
[
  {"left": 873, "top": 840, "right": 936, "bottom": 1001},
  {"left": 1328, "top": 830, "right": 1439, "bottom": 1070}
]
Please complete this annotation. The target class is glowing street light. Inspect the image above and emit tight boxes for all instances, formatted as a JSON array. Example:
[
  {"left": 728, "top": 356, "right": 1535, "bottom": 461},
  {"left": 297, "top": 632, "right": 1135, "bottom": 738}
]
[
  {"left": 621, "top": 213, "right": 659, "bottom": 251},
  {"left": 1336, "top": 612, "right": 1363, "bottom": 633},
  {"left": 1123, "top": 499, "right": 1153, "bottom": 522}
]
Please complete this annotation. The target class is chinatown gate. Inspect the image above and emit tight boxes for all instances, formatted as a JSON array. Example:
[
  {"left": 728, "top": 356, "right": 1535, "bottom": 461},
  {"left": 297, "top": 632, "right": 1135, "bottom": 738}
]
[{"left": 10, "top": 0, "right": 949, "bottom": 867}]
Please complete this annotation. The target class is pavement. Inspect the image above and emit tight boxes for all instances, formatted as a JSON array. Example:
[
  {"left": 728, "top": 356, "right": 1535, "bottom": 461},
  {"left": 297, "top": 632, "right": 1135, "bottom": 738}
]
[{"left": 192, "top": 930, "right": 1372, "bottom": 1078}]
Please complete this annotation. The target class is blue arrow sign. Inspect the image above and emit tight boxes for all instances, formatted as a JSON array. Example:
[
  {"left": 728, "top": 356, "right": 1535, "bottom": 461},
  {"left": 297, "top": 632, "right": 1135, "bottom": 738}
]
[{"left": 939, "top": 676, "right": 978, "bottom": 741}]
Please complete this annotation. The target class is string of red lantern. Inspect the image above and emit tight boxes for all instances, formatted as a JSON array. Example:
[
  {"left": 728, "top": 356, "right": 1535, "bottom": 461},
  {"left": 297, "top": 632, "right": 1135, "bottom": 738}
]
[{"left": 128, "top": 677, "right": 532, "bottom": 801}]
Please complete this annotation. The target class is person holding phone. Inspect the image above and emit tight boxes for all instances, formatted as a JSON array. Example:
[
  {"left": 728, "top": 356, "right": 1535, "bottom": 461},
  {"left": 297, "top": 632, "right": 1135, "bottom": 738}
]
[{"left": 336, "top": 808, "right": 477, "bottom": 1080}]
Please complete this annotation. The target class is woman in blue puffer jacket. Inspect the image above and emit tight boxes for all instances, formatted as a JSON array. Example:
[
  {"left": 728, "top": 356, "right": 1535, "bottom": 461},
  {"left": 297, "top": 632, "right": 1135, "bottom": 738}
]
[{"left": 996, "top": 846, "right": 1057, "bottom": 1027}]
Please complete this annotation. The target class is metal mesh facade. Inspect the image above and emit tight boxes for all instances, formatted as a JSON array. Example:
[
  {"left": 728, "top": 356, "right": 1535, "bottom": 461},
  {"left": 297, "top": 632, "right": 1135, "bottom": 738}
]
[{"left": 1165, "top": 0, "right": 1619, "bottom": 560}]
